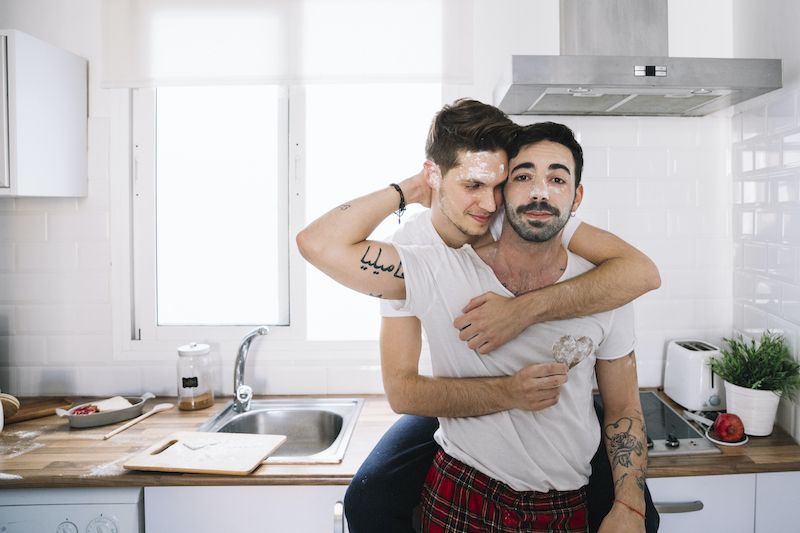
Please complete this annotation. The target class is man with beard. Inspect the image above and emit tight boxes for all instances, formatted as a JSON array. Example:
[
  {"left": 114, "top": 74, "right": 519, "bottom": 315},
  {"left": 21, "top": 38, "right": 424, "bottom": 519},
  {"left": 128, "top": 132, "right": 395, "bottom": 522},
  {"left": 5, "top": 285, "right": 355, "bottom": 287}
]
[{"left": 298, "top": 121, "right": 647, "bottom": 532}]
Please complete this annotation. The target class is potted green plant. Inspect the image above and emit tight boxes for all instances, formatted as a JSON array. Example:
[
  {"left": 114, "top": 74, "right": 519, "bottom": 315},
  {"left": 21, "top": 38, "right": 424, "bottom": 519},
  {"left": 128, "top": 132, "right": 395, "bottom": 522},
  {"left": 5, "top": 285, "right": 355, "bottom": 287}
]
[{"left": 709, "top": 331, "right": 800, "bottom": 436}]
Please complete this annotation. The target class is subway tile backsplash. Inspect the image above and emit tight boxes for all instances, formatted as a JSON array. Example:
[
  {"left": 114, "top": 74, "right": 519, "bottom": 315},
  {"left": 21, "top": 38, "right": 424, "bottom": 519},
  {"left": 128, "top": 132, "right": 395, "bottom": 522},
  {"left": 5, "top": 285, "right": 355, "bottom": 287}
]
[
  {"left": 733, "top": 85, "right": 800, "bottom": 441},
  {"left": 539, "top": 115, "right": 733, "bottom": 390}
]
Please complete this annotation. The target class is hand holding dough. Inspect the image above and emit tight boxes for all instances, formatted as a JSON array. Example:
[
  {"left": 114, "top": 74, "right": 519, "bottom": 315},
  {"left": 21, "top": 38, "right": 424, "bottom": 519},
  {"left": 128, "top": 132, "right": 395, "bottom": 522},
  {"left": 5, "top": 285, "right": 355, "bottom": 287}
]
[{"left": 552, "top": 335, "right": 594, "bottom": 369}]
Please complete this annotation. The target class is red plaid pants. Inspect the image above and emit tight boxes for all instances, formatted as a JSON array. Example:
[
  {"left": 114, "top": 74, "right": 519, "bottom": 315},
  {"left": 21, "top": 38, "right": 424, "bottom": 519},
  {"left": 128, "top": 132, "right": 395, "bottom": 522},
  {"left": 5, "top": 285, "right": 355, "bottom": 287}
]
[{"left": 420, "top": 449, "right": 588, "bottom": 533}]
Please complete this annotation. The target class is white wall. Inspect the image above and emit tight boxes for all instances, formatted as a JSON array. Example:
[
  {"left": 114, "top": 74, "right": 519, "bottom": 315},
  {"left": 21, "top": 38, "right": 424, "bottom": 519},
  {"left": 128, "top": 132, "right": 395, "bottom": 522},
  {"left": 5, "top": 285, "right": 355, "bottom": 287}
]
[
  {"left": 524, "top": 115, "right": 732, "bottom": 388},
  {"left": 0, "top": 0, "right": 771, "bottom": 404},
  {"left": 729, "top": 0, "right": 800, "bottom": 443},
  {"left": 0, "top": 0, "right": 123, "bottom": 395}
]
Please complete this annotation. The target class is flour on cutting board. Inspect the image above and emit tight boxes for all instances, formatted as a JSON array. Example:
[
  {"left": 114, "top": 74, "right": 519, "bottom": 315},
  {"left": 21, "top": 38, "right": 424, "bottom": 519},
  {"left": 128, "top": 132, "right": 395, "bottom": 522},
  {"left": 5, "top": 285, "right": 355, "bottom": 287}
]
[{"left": 124, "top": 432, "right": 287, "bottom": 474}]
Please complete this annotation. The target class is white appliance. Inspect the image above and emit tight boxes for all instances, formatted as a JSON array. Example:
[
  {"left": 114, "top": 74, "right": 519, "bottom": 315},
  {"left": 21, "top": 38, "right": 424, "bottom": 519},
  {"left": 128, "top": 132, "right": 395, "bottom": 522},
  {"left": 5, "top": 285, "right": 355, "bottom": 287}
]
[
  {"left": 0, "top": 487, "right": 143, "bottom": 533},
  {"left": 663, "top": 340, "right": 725, "bottom": 411}
]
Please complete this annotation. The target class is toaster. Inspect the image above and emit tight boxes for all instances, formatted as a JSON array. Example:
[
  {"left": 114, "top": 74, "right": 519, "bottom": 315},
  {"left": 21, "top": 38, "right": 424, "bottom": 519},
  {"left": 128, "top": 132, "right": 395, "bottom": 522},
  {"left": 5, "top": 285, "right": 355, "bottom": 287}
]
[{"left": 663, "top": 340, "right": 726, "bottom": 411}]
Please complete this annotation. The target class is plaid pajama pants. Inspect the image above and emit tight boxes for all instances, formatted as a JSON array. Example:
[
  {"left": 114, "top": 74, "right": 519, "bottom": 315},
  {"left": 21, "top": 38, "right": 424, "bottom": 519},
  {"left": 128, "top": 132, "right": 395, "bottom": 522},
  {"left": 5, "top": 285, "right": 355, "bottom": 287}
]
[{"left": 420, "top": 449, "right": 588, "bottom": 533}]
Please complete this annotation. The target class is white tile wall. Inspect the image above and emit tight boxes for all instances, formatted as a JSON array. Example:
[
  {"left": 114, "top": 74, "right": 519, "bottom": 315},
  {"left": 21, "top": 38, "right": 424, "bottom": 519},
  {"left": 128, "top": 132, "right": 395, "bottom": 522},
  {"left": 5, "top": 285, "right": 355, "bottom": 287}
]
[
  {"left": 732, "top": 86, "right": 800, "bottom": 441},
  {"left": 562, "top": 116, "right": 732, "bottom": 388},
  {"left": 0, "top": 117, "right": 113, "bottom": 395}
]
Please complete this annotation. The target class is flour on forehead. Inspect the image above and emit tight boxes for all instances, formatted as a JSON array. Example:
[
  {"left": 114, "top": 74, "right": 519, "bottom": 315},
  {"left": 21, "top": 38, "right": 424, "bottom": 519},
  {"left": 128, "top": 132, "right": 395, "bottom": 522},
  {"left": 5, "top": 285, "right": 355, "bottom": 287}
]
[{"left": 456, "top": 151, "right": 504, "bottom": 183}]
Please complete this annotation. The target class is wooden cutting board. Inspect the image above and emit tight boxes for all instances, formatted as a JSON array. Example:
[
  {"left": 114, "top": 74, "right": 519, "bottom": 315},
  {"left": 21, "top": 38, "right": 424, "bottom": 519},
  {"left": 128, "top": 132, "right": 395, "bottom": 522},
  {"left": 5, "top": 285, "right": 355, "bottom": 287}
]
[
  {"left": 5, "top": 397, "right": 72, "bottom": 424},
  {"left": 123, "top": 431, "right": 287, "bottom": 475}
]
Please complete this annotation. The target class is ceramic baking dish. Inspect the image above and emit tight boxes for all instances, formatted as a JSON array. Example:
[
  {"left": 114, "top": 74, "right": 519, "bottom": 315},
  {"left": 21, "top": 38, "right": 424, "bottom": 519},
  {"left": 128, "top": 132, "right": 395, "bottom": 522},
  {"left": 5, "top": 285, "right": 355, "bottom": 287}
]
[{"left": 56, "top": 392, "right": 155, "bottom": 428}]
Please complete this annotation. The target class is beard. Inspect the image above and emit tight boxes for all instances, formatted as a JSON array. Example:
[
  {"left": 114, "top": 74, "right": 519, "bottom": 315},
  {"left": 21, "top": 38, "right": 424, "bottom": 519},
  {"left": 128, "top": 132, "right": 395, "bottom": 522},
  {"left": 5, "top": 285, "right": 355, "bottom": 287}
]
[{"left": 505, "top": 199, "right": 572, "bottom": 242}]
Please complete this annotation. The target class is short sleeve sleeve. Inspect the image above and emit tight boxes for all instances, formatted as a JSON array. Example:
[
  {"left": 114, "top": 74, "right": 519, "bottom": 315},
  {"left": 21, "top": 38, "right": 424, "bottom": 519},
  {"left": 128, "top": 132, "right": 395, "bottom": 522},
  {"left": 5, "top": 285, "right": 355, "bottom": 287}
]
[
  {"left": 595, "top": 303, "right": 637, "bottom": 361},
  {"left": 391, "top": 244, "right": 443, "bottom": 317}
]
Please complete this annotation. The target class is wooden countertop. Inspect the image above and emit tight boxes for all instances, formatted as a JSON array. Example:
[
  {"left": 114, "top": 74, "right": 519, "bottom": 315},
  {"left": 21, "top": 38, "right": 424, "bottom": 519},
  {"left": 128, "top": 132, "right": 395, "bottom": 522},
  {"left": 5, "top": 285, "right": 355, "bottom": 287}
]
[{"left": 1, "top": 392, "right": 800, "bottom": 489}]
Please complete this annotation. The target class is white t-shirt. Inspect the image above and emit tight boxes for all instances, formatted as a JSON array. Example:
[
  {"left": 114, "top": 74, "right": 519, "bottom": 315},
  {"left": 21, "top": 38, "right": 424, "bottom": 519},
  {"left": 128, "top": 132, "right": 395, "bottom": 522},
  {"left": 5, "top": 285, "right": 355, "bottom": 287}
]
[
  {"left": 380, "top": 211, "right": 580, "bottom": 317},
  {"left": 393, "top": 243, "right": 636, "bottom": 492}
]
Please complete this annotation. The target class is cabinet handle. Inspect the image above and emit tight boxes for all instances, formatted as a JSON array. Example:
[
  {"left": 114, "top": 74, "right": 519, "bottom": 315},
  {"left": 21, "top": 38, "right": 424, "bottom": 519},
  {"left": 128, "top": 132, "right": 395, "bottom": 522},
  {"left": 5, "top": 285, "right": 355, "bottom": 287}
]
[
  {"left": 654, "top": 501, "right": 704, "bottom": 514},
  {"left": 333, "top": 500, "right": 344, "bottom": 533},
  {"left": 0, "top": 35, "right": 9, "bottom": 189}
]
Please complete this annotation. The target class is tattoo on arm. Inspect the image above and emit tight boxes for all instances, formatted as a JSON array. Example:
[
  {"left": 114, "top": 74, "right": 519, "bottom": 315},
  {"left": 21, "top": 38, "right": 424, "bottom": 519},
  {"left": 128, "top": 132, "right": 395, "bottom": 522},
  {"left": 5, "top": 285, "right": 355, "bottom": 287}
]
[
  {"left": 359, "top": 245, "right": 403, "bottom": 277},
  {"left": 369, "top": 293, "right": 384, "bottom": 298},
  {"left": 605, "top": 417, "right": 643, "bottom": 467},
  {"left": 613, "top": 467, "right": 647, "bottom": 492},
  {"left": 337, "top": 204, "right": 351, "bottom": 211},
  {"left": 605, "top": 415, "right": 647, "bottom": 493}
]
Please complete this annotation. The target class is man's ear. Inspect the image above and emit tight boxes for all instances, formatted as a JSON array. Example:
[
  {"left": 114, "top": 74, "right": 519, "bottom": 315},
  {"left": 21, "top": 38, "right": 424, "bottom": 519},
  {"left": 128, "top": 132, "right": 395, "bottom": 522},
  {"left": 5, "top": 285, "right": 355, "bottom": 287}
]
[
  {"left": 571, "top": 184, "right": 584, "bottom": 214},
  {"left": 424, "top": 160, "right": 442, "bottom": 190}
]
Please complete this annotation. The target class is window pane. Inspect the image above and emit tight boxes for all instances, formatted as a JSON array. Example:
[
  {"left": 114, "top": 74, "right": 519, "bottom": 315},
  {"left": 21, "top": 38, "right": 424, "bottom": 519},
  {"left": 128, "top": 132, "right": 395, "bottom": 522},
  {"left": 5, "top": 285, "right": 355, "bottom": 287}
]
[
  {"left": 156, "top": 86, "right": 286, "bottom": 325},
  {"left": 304, "top": 84, "right": 441, "bottom": 340}
]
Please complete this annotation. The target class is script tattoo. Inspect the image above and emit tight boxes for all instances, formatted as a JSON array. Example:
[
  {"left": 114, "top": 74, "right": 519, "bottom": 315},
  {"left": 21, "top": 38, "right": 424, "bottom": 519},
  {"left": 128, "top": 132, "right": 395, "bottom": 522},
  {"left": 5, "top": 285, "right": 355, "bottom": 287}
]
[
  {"left": 392, "top": 261, "right": 404, "bottom": 279},
  {"left": 359, "top": 245, "right": 403, "bottom": 277},
  {"left": 337, "top": 204, "right": 351, "bottom": 211}
]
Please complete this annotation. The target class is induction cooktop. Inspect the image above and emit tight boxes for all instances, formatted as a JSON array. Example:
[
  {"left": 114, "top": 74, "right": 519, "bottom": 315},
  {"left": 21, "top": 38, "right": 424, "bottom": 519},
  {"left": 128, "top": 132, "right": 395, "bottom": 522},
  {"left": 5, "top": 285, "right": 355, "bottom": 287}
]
[{"left": 595, "top": 391, "right": 721, "bottom": 457}]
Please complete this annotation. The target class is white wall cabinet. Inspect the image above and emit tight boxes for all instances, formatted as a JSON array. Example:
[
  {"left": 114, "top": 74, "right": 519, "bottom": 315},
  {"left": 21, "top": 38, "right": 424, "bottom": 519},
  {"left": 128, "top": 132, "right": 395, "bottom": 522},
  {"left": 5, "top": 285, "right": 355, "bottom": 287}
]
[
  {"left": 649, "top": 474, "right": 756, "bottom": 533},
  {"left": 145, "top": 485, "right": 348, "bottom": 533},
  {"left": 0, "top": 29, "right": 87, "bottom": 197}
]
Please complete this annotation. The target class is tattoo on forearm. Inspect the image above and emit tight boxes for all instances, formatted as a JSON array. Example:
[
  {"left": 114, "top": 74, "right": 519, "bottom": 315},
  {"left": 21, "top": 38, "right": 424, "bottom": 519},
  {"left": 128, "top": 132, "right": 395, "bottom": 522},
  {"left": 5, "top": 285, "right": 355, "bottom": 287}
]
[
  {"left": 605, "top": 414, "right": 647, "bottom": 494},
  {"left": 338, "top": 204, "right": 351, "bottom": 211},
  {"left": 635, "top": 467, "right": 646, "bottom": 491},
  {"left": 605, "top": 417, "right": 644, "bottom": 469},
  {"left": 359, "top": 245, "right": 403, "bottom": 277},
  {"left": 614, "top": 468, "right": 647, "bottom": 492}
]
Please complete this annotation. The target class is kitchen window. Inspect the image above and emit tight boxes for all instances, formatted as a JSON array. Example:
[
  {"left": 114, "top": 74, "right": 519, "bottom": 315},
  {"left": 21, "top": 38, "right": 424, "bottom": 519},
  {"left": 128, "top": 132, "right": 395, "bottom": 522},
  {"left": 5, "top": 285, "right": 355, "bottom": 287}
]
[{"left": 130, "top": 83, "right": 440, "bottom": 344}]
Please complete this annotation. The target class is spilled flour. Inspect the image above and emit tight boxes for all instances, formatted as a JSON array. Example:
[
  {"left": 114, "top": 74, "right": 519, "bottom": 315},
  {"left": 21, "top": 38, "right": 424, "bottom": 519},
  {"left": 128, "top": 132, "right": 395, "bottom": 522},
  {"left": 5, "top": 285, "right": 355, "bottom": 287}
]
[
  {"left": 83, "top": 457, "right": 130, "bottom": 478},
  {"left": 0, "top": 473, "right": 23, "bottom": 480},
  {"left": 9, "top": 430, "right": 40, "bottom": 439},
  {"left": 0, "top": 429, "right": 46, "bottom": 459}
]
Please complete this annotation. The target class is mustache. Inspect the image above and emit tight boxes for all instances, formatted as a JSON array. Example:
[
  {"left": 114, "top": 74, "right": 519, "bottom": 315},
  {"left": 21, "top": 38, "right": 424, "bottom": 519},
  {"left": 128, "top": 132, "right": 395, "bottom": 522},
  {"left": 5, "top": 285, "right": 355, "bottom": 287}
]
[{"left": 516, "top": 201, "right": 560, "bottom": 216}]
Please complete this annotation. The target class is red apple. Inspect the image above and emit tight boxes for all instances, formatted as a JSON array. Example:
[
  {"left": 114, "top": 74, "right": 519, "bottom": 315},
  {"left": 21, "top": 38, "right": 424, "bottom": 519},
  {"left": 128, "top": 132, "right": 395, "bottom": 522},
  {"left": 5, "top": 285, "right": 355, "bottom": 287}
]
[{"left": 713, "top": 413, "right": 745, "bottom": 442}]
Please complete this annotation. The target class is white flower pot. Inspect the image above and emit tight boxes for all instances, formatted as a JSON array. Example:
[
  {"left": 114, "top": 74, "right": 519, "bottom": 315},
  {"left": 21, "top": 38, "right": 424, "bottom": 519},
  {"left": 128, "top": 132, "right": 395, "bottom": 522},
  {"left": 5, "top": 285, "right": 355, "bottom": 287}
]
[{"left": 723, "top": 381, "right": 781, "bottom": 436}]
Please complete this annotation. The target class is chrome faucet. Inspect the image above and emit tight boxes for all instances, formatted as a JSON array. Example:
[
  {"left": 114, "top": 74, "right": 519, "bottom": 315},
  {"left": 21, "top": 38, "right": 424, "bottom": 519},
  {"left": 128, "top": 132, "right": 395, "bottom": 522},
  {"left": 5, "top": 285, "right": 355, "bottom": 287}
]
[{"left": 233, "top": 326, "right": 269, "bottom": 413}]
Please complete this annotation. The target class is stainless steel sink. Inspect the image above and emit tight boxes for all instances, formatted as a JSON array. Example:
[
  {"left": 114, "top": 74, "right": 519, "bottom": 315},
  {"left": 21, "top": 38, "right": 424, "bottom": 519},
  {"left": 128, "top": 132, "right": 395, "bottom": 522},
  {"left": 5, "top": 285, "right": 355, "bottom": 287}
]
[{"left": 198, "top": 398, "right": 364, "bottom": 464}]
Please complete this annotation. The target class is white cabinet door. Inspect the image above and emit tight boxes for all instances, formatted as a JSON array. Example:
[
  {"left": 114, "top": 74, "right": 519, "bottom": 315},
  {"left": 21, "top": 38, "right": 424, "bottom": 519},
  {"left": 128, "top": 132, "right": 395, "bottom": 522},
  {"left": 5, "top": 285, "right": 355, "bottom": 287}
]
[
  {"left": 0, "top": 29, "right": 87, "bottom": 197},
  {"left": 755, "top": 471, "right": 800, "bottom": 532},
  {"left": 145, "top": 486, "right": 348, "bottom": 533},
  {"left": 649, "top": 474, "right": 755, "bottom": 533}
]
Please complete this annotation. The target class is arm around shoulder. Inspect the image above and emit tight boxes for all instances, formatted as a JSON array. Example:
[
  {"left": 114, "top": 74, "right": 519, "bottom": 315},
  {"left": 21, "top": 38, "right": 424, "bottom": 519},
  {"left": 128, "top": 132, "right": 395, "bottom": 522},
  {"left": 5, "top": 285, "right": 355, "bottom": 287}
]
[{"left": 569, "top": 222, "right": 661, "bottom": 294}]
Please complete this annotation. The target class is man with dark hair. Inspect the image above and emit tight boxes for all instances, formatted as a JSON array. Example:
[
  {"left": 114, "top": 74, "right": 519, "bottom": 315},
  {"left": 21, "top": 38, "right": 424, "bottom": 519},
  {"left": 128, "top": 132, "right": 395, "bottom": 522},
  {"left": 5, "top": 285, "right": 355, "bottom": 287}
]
[{"left": 299, "top": 101, "right": 658, "bottom": 532}]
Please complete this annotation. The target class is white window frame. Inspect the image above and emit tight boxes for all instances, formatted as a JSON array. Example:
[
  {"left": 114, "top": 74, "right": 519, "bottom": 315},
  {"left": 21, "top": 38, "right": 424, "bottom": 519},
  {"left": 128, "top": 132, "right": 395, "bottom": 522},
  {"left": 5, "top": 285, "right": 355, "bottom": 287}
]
[
  {"left": 110, "top": 87, "right": 337, "bottom": 358},
  {"left": 108, "top": 85, "right": 422, "bottom": 371},
  {"left": 130, "top": 86, "right": 294, "bottom": 340}
]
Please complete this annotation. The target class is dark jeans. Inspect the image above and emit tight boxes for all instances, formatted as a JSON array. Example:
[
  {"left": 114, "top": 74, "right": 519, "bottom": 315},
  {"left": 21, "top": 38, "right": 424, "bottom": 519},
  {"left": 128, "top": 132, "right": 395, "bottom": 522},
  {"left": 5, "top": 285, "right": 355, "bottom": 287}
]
[{"left": 344, "top": 402, "right": 660, "bottom": 533}]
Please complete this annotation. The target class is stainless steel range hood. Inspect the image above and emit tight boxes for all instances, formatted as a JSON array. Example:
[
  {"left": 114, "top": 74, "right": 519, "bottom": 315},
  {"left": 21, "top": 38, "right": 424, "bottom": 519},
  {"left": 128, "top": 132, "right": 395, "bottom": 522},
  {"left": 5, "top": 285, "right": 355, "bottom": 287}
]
[{"left": 495, "top": 0, "right": 782, "bottom": 116}]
